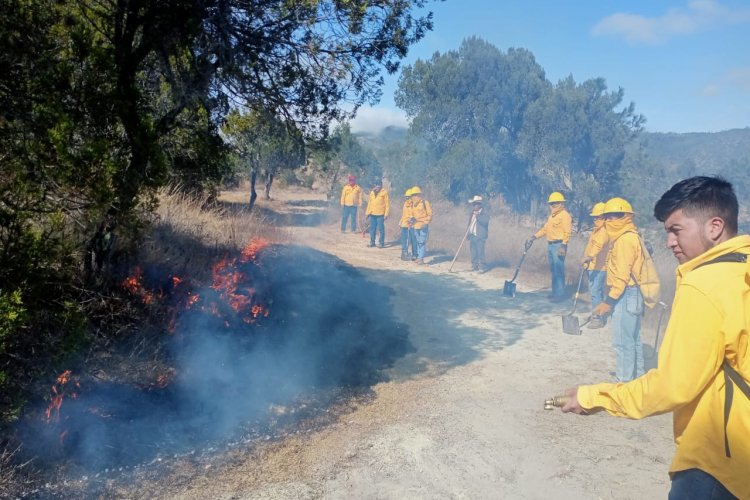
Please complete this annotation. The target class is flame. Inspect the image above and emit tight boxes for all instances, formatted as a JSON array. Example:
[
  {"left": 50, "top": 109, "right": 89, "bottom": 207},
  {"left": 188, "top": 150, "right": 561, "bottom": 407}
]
[
  {"left": 45, "top": 370, "right": 77, "bottom": 423},
  {"left": 240, "top": 238, "right": 269, "bottom": 263},
  {"left": 121, "top": 266, "right": 157, "bottom": 304}
]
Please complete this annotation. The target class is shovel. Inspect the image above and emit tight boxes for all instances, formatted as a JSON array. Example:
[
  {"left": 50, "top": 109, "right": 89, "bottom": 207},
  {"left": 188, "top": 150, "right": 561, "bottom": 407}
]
[
  {"left": 503, "top": 240, "right": 532, "bottom": 298},
  {"left": 562, "top": 267, "right": 588, "bottom": 335},
  {"left": 645, "top": 301, "right": 669, "bottom": 360}
]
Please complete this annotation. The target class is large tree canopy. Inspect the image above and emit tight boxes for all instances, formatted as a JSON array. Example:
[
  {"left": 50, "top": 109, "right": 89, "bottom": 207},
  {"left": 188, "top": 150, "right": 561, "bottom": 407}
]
[{"left": 394, "top": 37, "right": 643, "bottom": 211}]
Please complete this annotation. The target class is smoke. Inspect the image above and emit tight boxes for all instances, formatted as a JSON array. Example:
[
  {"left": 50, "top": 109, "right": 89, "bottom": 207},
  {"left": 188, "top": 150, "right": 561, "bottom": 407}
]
[{"left": 18, "top": 245, "right": 412, "bottom": 473}]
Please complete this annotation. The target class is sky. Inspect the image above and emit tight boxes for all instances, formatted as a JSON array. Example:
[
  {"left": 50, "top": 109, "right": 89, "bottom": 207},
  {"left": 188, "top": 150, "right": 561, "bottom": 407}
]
[{"left": 350, "top": 0, "right": 750, "bottom": 135}]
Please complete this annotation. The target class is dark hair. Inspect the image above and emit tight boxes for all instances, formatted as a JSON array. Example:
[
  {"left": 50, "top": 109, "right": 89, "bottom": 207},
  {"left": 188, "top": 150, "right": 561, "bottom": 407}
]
[{"left": 653, "top": 176, "right": 738, "bottom": 234}]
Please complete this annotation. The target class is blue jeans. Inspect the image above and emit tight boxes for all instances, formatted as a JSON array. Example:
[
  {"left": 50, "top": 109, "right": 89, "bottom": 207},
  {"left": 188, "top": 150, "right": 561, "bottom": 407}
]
[
  {"left": 547, "top": 242, "right": 566, "bottom": 298},
  {"left": 341, "top": 205, "right": 357, "bottom": 231},
  {"left": 369, "top": 215, "right": 385, "bottom": 246},
  {"left": 588, "top": 270, "right": 607, "bottom": 309},
  {"left": 669, "top": 469, "right": 737, "bottom": 500},
  {"left": 611, "top": 286, "right": 644, "bottom": 382},
  {"left": 400, "top": 227, "right": 415, "bottom": 255},
  {"left": 415, "top": 226, "right": 429, "bottom": 259}
]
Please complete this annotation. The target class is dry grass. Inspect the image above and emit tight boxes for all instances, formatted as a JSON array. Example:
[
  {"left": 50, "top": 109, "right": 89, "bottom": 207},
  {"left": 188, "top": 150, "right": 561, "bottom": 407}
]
[{"left": 136, "top": 186, "right": 289, "bottom": 283}]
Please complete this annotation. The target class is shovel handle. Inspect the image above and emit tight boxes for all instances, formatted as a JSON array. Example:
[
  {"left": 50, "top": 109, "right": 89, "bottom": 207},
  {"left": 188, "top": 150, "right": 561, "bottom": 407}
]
[{"left": 449, "top": 224, "right": 472, "bottom": 272}]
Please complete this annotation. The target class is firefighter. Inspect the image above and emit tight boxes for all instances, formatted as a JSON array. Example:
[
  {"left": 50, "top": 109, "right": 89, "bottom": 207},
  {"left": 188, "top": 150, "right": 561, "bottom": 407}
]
[
  {"left": 591, "top": 197, "right": 647, "bottom": 382},
  {"left": 340, "top": 174, "right": 363, "bottom": 233},
  {"left": 409, "top": 186, "right": 432, "bottom": 264},
  {"left": 527, "top": 192, "right": 572, "bottom": 301},
  {"left": 561, "top": 176, "right": 750, "bottom": 500},
  {"left": 365, "top": 179, "right": 389, "bottom": 248},
  {"left": 399, "top": 188, "right": 415, "bottom": 260},
  {"left": 581, "top": 202, "right": 609, "bottom": 328}
]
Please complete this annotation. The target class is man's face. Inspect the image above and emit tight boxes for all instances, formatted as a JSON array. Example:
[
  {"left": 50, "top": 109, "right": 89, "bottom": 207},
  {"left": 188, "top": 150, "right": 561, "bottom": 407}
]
[
  {"left": 663, "top": 208, "right": 718, "bottom": 263},
  {"left": 374, "top": 185, "right": 381, "bottom": 193},
  {"left": 549, "top": 202, "right": 562, "bottom": 211}
]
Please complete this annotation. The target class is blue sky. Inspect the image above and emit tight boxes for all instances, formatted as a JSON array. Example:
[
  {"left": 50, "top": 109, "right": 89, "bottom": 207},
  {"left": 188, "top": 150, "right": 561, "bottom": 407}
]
[{"left": 350, "top": 0, "right": 750, "bottom": 134}]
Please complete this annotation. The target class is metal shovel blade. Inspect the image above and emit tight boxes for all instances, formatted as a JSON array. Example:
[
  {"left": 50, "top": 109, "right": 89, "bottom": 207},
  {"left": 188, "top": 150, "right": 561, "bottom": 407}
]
[
  {"left": 503, "top": 280, "right": 517, "bottom": 298},
  {"left": 562, "top": 314, "right": 581, "bottom": 335}
]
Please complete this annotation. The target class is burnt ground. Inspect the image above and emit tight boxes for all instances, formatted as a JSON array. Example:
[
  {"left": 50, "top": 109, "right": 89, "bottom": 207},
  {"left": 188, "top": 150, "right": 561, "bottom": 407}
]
[{"left": 6, "top": 187, "right": 674, "bottom": 499}]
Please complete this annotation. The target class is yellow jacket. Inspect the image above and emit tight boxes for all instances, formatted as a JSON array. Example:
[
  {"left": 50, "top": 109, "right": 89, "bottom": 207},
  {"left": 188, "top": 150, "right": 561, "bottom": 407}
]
[
  {"left": 410, "top": 197, "right": 432, "bottom": 229},
  {"left": 340, "top": 184, "right": 362, "bottom": 207},
  {"left": 584, "top": 221, "right": 610, "bottom": 271},
  {"left": 365, "top": 189, "right": 389, "bottom": 217},
  {"left": 399, "top": 199, "right": 413, "bottom": 228},
  {"left": 604, "top": 220, "right": 642, "bottom": 301},
  {"left": 578, "top": 235, "right": 750, "bottom": 499},
  {"left": 534, "top": 208, "right": 572, "bottom": 244}
]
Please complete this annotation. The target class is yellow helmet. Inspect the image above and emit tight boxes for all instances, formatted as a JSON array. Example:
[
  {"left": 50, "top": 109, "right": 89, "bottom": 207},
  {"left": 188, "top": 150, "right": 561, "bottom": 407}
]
[
  {"left": 404, "top": 188, "right": 413, "bottom": 197},
  {"left": 410, "top": 186, "right": 422, "bottom": 195},
  {"left": 589, "top": 202, "right": 606, "bottom": 217},
  {"left": 603, "top": 197, "right": 634, "bottom": 214},
  {"left": 547, "top": 191, "right": 565, "bottom": 203}
]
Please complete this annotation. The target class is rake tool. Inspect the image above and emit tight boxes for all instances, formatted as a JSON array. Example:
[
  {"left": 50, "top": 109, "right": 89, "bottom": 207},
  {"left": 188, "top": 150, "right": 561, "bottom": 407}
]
[
  {"left": 645, "top": 301, "right": 669, "bottom": 360},
  {"left": 448, "top": 224, "right": 472, "bottom": 273}
]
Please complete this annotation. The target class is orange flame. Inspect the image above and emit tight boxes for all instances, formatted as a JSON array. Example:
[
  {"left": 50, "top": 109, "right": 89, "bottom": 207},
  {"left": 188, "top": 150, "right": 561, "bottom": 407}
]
[{"left": 45, "top": 370, "right": 76, "bottom": 423}]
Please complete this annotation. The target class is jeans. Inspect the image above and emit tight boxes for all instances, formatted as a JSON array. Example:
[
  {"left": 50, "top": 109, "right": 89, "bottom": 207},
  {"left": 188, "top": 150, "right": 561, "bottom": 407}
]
[
  {"left": 469, "top": 236, "right": 486, "bottom": 269},
  {"left": 415, "top": 226, "right": 429, "bottom": 259},
  {"left": 341, "top": 205, "right": 358, "bottom": 232},
  {"left": 369, "top": 215, "right": 385, "bottom": 246},
  {"left": 400, "top": 227, "right": 415, "bottom": 255},
  {"left": 588, "top": 270, "right": 607, "bottom": 309},
  {"left": 611, "top": 286, "right": 644, "bottom": 382},
  {"left": 669, "top": 469, "right": 737, "bottom": 500},
  {"left": 547, "top": 241, "right": 566, "bottom": 298}
]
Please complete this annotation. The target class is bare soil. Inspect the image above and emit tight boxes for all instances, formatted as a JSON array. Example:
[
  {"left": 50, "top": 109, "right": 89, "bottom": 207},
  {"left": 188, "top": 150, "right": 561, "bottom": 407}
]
[{"left": 125, "top": 186, "right": 674, "bottom": 499}]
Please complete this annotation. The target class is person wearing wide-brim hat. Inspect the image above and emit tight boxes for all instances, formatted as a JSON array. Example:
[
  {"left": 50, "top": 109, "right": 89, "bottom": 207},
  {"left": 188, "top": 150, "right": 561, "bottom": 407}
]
[{"left": 467, "top": 196, "right": 490, "bottom": 272}]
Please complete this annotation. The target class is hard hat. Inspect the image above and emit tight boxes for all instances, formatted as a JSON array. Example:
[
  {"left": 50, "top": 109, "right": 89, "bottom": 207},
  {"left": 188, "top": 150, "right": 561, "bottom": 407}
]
[
  {"left": 547, "top": 191, "right": 565, "bottom": 203},
  {"left": 603, "top": 197, "right": 634, "bottom": 214},
  {"left": 404, "top": 188, "right": 413, "bottom": 197},
  {"left": 469, "top": 195, "right": 483, "bottom": 204},
  {"left": 589, "top": 202, "right": 606, "bottom": 217},
  {"left": 410, "top": 186, "right": 422, "bottom": 195}
]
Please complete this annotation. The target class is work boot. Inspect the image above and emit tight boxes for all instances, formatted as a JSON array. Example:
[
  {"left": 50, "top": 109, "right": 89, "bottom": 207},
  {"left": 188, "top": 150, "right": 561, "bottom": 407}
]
[
  {"left": 415, "top": 258, "right": 424, "bottom": 265},
  {"left": 401, "top": 252, "right": 409, "bottom": 261}
]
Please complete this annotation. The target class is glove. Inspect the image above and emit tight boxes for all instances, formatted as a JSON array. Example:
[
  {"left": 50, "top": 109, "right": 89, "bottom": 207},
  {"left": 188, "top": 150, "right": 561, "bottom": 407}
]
[
  {"left": 581, "top": 256, "right": 592, "bottom": 268},
  {"left": 592, "top": 302, "right": 612, "bottom": 317},
  {"left": 557, "top": 246, "right": 567, "bottom": 257},
  {"left": 524, "top": 238, "right": 534, "bottom": 251},
  {"left": 408, "top": 217, "right": 417, "bottom": 224}
]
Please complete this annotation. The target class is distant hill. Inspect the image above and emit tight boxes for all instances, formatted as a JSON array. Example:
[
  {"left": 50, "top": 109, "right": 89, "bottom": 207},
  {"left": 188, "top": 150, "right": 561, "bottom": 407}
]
[{"left": 640, "top": 128, "right": 750, "bottom": 176}]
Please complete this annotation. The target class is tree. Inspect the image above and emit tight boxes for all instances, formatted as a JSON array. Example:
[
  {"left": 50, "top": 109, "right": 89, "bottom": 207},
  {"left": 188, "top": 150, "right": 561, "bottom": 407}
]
[
  {"left": 395, "top": 37, "right": 549, "bottom": 207},
  {"left": 516, "top": 76, "right": 644, "bottom": 223}
]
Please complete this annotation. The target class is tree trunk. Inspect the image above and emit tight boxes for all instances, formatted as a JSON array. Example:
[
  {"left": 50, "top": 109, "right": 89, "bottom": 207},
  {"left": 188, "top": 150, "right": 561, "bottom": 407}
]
[
  {"left": 249, "top": 169, "right": 258, "bottom": 211},
  {"left": 264, "top": 171, "right": 274, "bottom": 200}
]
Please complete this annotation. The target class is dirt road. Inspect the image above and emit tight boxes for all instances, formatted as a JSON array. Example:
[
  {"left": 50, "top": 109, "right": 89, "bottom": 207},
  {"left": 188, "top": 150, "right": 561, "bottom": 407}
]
[{"left": 131, "top": 187, "right": 674, "bottom": 499}]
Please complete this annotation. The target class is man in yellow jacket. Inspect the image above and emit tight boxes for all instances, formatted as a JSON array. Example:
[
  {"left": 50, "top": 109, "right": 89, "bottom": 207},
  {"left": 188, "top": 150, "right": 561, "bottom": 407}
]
[
  {"left": 581, "top": 202, "right": 609, "bottom": 328},
  {"left": 365, "top": 179, "right": 389, "bottom": 248},
  {"left": 591, "top": 196, "right": 646, "bottom": 382},
  {"left": 561, "top": 176, "right": 750, "bottom": 499},
  {"left": 527, "top": 192, "right": 572, "bottom": 301},
  {"left": 340, "top": 174, "right": 362, "bottom": 233},
  {"left": 399, "top": 188, "right": 415, "bottom": 260},
  {"left": 409, "top": 186, "right": 432, "bottom": 264}
]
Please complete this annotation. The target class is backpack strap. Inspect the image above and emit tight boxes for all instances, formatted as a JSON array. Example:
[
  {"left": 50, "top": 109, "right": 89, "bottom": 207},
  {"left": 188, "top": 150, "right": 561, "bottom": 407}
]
[
  {"left": 694, "top": 252, "right": 747, "bottom": 270},
  {"left": 697, "top": 252, "right": 749, "bottom": 457}
]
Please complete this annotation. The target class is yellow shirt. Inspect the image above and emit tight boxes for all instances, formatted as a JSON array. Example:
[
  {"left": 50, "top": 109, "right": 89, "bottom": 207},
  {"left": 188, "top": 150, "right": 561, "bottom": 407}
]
[
  {"left": 534, "top": 208, "right": 572, "bottom": 244},
  {"left": 584, "top": 221, "right": 610, "bottom": 271},
  {"left": 410, "top": 197, "right": 432, "bottom": 229},
  {"left": 578, "top": 235, "right": 750, "bottom": 499},
  {"left": 399, "top": 199, "right": 413, "bottom": 228},
  {"left": 365, "top": 189, "right": 389, "bottom": 217},
  {"left": 340, "top": 184, "right": 362, "bottom": 207}
]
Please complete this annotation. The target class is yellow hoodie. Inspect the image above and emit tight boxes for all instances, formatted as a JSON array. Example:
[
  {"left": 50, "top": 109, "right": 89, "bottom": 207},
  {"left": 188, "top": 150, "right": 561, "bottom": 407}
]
[
  {"left": 603, "top": 216, "right": 642, "bottom": 301},
  {"left": 584, "top": 219, "right": 610, "bottom": 271},
  {"left": 578, "top": 235, "right": 750, "bottom": 499},
  {"left": 534, "top": 205, "right": 572, "bottom": 244}
]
